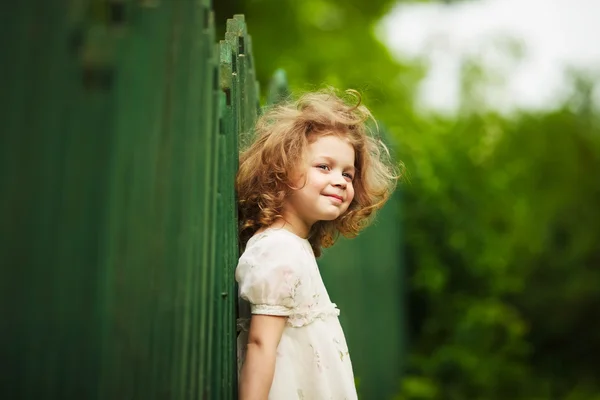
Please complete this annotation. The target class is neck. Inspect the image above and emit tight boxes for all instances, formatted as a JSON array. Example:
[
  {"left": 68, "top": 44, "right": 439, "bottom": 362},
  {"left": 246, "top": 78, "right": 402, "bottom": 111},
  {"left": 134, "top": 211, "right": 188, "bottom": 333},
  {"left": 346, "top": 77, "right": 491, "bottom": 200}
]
[{"left": 271, "top": 212, "right": 312, "bottom": 239}]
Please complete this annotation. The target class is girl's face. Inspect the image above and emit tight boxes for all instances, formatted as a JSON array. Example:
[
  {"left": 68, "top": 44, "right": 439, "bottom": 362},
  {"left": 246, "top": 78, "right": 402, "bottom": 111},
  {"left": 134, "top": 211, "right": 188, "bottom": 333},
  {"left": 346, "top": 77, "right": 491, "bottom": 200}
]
[{"left": 282, "top": 134, "right": 356, "bottom": 235}]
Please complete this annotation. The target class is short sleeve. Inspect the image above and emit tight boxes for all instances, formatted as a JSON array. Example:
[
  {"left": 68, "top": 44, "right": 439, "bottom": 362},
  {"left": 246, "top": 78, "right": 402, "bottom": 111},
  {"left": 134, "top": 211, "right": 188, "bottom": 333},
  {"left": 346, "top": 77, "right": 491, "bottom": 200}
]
[{"left": 235, "top": 235, "right": 310, "bottom": 316}]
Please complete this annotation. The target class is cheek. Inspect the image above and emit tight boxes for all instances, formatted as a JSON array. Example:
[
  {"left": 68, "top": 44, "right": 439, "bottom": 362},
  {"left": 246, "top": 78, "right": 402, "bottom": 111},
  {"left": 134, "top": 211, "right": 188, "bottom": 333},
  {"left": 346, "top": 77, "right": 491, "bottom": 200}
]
[
  {"left": 347, "top": 185, "right": 355, "bottom": 203},
  {"left": 306, "top": 170, "right": 326, "bottom": 189}
]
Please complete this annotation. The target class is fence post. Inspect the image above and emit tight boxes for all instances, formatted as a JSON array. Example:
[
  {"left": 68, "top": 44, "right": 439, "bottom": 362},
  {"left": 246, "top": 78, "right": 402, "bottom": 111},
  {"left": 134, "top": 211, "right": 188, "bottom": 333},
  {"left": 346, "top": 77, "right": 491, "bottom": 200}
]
[{"left": 220, "top": 14, "right": 262, "bottom": 396}]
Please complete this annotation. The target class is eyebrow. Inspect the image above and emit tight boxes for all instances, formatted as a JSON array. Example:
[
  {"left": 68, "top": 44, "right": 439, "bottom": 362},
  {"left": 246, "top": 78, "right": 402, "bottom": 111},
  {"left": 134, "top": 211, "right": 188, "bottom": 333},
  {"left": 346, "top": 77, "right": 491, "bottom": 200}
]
[{"left": 315, "top": 156, "right": 356, "bottom": 173}]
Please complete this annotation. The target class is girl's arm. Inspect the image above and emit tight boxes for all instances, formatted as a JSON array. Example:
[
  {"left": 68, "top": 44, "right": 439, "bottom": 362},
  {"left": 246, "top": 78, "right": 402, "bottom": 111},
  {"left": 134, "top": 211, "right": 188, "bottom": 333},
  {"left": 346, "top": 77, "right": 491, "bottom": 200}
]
[{"left": 239, "top": 314, "right": 286, "bottom": 400}]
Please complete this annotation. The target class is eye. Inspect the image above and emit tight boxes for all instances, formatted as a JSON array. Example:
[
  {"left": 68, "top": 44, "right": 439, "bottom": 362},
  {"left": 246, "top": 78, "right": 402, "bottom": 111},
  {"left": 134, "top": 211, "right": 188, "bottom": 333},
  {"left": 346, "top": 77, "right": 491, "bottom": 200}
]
[
  {"left": 343, "top": 172, "right": 354, "bottom": 181},
  {"left": 316, "top": 164, "right": 330, "bottom": 171}
]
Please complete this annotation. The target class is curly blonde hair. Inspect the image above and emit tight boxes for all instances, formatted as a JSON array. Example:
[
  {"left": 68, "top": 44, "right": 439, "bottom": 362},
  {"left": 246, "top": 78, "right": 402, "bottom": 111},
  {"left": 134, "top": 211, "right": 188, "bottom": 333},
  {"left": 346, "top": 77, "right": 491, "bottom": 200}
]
[{"left": 236, "top": 88, "right": 400, "bottom": 257}]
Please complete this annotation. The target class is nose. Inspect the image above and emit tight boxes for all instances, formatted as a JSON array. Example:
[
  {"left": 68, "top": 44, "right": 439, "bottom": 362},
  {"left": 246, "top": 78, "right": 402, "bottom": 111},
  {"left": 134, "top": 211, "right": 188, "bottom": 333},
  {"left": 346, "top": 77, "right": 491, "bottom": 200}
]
[{"left": 332, "top": 173, "right": 347, "bottom": 189}]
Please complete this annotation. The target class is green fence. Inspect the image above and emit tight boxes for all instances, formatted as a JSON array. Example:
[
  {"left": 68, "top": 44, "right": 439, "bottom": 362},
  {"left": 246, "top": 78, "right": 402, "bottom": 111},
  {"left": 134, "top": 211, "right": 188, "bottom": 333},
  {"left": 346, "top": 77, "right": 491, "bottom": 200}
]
[
  {"left": 0, "top": 2, "right": 256, "bottom": 399},
  {"left": 1, "top": 1, "right": 404, "bottom": 399}
]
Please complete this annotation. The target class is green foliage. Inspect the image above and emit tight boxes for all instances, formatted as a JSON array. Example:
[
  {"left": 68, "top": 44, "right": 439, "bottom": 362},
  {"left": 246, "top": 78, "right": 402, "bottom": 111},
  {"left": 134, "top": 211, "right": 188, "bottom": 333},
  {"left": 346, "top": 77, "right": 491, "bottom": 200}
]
[
  {"left": 399, "top": 101, "right": 600, "bottom": 399},
  {"left": 215, "top": 0, "right": 424, "bottom": 110},
  {"left": 216, "top": 0, "right": 600, "bottom": 398}
]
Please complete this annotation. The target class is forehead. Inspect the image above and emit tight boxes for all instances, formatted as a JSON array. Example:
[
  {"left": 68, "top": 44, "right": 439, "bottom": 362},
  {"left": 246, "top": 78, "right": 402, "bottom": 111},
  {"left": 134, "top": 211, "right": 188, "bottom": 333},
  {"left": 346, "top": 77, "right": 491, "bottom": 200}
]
[{"left": 307, "top": 134, "right": 355, "bottom": 164}]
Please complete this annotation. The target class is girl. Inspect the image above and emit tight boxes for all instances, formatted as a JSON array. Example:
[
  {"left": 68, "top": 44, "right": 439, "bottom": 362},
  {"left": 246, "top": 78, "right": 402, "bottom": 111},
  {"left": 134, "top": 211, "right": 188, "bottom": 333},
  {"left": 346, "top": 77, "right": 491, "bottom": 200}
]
[{"left": 235, "top": 89, "right": 399, "bottom": 400}]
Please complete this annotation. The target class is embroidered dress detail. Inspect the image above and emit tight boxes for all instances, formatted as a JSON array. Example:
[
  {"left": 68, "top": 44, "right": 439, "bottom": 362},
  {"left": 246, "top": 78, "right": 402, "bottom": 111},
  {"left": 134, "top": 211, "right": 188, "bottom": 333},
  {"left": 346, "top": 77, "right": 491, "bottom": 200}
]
[
  {"left": 287, "top": 303, "right": 341, "bottom": 328},
  {"left": 252, "top": 303, "right": 294, "bottom": 316}
]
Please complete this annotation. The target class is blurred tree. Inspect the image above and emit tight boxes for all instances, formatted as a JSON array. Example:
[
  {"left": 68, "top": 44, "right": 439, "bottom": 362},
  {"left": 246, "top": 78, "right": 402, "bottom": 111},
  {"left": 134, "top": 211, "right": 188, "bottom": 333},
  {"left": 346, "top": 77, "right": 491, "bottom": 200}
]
[
  {"left": 214, "top": 0, "right": 424, "bottom": 121},
  {"left": 396, "top": 73, "right": 600, "bottom": 399}
]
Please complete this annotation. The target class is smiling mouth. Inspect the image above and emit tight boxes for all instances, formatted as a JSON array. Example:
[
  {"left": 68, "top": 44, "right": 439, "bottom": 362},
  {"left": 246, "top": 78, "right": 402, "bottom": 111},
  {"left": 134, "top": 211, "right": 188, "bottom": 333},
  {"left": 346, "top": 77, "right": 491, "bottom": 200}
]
[{"left": 324, "top": 195, "right": 343, "bottom": 203}]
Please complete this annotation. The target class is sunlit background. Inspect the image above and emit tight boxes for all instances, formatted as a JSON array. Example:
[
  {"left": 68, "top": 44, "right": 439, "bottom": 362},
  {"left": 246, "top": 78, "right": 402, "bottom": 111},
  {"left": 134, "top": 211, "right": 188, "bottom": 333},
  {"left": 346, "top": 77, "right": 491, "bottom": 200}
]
[
  {"left": 380, "top": 0, "right": 600, "bottom": 113},
  {"left": 215, "top": 0, "right": 600, "bottom": 398}
]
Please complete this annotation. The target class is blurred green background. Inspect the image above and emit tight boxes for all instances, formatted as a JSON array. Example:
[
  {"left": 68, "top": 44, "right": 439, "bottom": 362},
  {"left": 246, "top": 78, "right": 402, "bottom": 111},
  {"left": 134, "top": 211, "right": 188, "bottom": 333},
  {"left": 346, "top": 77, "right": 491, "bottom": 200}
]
[{"left": 217, "top": 1, "right": 600, "bottom": 399}]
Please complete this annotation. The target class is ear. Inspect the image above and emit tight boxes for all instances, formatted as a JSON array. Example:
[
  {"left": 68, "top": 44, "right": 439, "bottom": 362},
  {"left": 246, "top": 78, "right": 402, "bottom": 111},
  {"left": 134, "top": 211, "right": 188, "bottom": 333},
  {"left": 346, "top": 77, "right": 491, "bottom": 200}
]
[{"left": 286, "top": 169, "right": 307, "bottom": 191}]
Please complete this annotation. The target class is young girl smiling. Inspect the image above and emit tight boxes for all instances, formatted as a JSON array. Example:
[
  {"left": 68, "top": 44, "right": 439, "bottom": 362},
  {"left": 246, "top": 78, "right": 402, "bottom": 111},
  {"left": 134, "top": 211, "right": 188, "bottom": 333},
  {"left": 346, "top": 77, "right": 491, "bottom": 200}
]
[{"left": 235, "top": 89, "right": 399, "bottom": 399}]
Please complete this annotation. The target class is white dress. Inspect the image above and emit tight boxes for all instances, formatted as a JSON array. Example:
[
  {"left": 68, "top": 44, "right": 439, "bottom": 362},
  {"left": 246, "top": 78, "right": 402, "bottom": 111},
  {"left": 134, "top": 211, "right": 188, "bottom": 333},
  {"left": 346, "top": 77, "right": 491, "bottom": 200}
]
[{"left": 236, "top": 227, "right": 358, "bottom": 400}]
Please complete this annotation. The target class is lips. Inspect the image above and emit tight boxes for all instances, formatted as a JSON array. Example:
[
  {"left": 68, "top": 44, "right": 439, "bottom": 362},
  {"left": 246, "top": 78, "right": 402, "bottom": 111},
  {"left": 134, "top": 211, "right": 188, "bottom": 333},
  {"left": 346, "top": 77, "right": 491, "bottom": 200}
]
[{"left": 324, "top": 194, "right": 343, "bottom": 202}]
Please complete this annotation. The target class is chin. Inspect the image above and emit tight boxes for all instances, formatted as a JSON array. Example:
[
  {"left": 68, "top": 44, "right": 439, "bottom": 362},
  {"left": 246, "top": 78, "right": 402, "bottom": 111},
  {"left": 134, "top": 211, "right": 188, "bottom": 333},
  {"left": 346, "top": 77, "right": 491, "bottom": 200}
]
[
  {"left": 317, "top": 211, "right": 343, "bottom": 221},
  {"left": 320, "top": 216, "right": 338, "bottom": 222}
]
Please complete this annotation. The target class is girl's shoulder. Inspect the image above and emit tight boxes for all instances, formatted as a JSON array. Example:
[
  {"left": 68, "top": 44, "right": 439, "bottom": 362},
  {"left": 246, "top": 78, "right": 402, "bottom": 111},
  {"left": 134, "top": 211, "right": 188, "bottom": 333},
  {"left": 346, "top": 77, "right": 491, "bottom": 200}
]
[{"left": 239, "top": 227, "right": 313, "bottom": 266}]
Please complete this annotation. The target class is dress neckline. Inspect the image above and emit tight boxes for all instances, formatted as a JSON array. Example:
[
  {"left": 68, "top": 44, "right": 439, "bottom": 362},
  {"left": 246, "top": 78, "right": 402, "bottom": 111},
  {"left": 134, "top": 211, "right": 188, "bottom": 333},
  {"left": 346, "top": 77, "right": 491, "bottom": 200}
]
[{"left": 248, "top": 226, "right": 310, "bottom": 245}]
